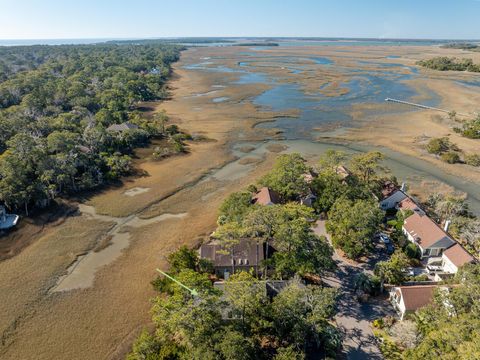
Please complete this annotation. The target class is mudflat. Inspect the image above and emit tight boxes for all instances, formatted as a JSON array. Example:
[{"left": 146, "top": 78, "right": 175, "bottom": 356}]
[{"left": 1, "top": 43, "right": 480, "bottom": 360}]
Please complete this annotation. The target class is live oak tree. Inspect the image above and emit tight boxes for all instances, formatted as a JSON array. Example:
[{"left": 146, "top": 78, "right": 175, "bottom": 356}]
[
  {"left": 317, "top": 149, "right": 346, "bottom": 174},
  {"left": 374, "top": 251, "right": 410, "bottom": 286},
  {"left": 271, "top": 280, "right": 339, "bottom": 356},
  {"left": 224, "top": 272, "right": 270, "bottom": 336},
  {"left": 259, "top": 153, "right": 309, "bottom": 201},
  {"left": 311, "top": 172, "right": 349, "bottom": 213},
  {"left": 218, "top": 191, "right": 254, "bottom": 224},
  {"left": 242, "top": 203, "right": 334, "bottom": 278},
  {"left": 215, "top": 221, "right": 246, "bottom": 274},
  {"left": 274, "top": 346, "right": 305, "bottom": 360},
  {"left": 326, "top": 197, "right": 383, "bottom": 259},
  {"left": 349, "top": 151, "right": 385, "bottom": 184}
]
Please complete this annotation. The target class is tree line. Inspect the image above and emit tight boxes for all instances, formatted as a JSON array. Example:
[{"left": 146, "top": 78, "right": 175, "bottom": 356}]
[
  {"left": 417, "top": 57, "right": 480, "bottom": 72},
  {"left": 0, "top": 43, "right": 183, "bottom": 214}
]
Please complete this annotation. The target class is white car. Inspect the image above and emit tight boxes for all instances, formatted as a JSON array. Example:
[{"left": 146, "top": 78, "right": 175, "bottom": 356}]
[{"left": 379, "top": 233, "right": 391, "bottom": 244}]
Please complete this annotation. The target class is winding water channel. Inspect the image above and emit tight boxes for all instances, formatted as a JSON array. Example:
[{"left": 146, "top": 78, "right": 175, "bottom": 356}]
[{"left": 184, "top": 45, "right": 480, "bottom": 214}]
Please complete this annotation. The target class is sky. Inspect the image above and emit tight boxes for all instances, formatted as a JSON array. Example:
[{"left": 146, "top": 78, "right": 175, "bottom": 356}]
[{"left": 1, "top": 0, "right": 480, "bottom": 40}]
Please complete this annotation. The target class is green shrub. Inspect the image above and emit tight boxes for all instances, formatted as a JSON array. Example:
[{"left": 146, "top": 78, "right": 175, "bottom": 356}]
[
  {"left": 464, "top": 153, "right": 480, "bottom": 167},
  {"left": 426, "top": 137, "right": 451, "bottom": 155},
  {"left": 378, "top": 337, "right": 403, "bottom": 360},
  {"left": 373, "top": 318, "right": 385, "bottom": 329},
  {"left": 413, "top": 274, "right": 429, "bottom": 282},
  {"left": 461, "top": 117, "right": 480, "bottom": 139},
  {"left": 404, "top": 242, "right": 421, "bottom": 259},
  {"left": 440, "top": 151, "right": 460, "bottom": 164}
]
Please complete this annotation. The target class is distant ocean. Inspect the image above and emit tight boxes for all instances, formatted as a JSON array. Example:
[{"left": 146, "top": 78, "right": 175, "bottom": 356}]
[
  {"left": 0, "top": 37, "right": 478, "bottom": 47},
  {"left": 0, "top": 38, "right": 120, "bottom": 46}
]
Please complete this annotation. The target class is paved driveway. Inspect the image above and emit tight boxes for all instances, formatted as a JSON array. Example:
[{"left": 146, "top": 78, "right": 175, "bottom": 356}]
[{"left": 314, "top": 220, "right": 395, "bottom": 360}]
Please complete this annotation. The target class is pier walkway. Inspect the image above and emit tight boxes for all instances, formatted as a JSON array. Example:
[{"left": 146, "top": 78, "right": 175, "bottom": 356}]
[{"left": 385, "top": 98, "right": 472, "bottom": 118}]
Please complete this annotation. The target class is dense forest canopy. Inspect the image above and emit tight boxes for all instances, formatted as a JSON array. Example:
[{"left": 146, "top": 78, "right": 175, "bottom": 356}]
[{"left": 0, "top": 43, "right": 183, "bottom": 213}]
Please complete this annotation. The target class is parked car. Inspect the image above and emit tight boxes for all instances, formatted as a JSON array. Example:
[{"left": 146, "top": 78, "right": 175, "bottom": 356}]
[
  {"left": 379, "top": 233, "right": 391, "bottom": 244},
  {"left": 386, "top": 243, "right": 395, "bottom": 254},
  {"left": 427, "top": 265, "right": 443, "bottom": 273}
]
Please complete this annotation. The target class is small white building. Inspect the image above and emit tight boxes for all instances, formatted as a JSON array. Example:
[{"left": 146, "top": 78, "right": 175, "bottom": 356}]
[
  {"left": 441, "top": 243, "right": 475, "bottom": 274},
  {"left": 390, "top": 285, "right": 437, "bottom": 320},
  {"left": 379, "top": 182, "right": 407, "bottom": 210}
]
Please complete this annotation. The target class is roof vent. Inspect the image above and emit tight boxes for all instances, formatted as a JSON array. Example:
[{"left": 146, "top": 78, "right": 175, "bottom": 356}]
[{"left": 444, "top": 220, "right": 451, "bottom": 232}]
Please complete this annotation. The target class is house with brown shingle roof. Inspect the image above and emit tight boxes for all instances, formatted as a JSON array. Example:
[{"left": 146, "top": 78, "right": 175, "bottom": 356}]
[
  {"left": 199, "top": 239, "right": 270, "bottom": 278},
  {"left": 397, "top": 196, "right": 423, "bottom": 213},
  {"left": 442, "top": 243, "right": 475, "bottom": 274},
  {"left": 402, "top": 210, "right": 456, "bottom": 258},
  {"left": 252, "top": 187, "right": 280, "bottom": 206},
  {"left": 390, "top": 285, "right": 437, "bottom": 319}
]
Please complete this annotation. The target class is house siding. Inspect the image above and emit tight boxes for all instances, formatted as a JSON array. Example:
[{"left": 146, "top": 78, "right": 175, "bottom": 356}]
[
  {"left": 215, "top": 265, "right": 261, "bottom": 278},
  {"left": 390, "top": 289, "right": 407, "bottom": 320},
  {"left": 442, "top": 256, "right": 458, "bottom": 274}
]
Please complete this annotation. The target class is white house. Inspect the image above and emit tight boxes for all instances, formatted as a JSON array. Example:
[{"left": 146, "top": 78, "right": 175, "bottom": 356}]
[
  {"left": 442, "top": 243, "right": 475, "bottom": 274},
  {"left": 390, "top": 285, "right": 437, "bottom": 320}
]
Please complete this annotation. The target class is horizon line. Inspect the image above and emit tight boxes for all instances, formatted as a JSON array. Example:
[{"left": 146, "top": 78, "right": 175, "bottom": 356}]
[{"left": 1, "top": 36, "right": 480, "bottom": 42}]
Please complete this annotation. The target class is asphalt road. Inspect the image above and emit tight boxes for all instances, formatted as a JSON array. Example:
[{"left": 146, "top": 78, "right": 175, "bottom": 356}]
[{"left": 314, "top": 220, "right": 395, "bottom": 360}]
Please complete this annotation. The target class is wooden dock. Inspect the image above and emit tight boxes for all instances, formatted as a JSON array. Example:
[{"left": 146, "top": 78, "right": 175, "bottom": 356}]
[
  {"left": 385, "top": 98, "right": 450, "bottom": 113},
  {"left": 385, "top": 98, "right": 472, "bottom": 118}
]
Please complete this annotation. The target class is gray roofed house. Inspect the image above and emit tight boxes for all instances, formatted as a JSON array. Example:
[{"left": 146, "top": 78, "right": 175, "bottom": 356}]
[
  {"left": 199, "top": 238, "right": 270, "bottom": 278},
  {"left": 106, "top": 122, "right": 139, "bottom": 132}
]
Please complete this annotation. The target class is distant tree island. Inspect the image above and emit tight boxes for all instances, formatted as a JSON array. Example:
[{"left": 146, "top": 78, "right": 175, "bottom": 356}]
[
  {"left": 440, "top": 42, "right": 479, "bottom": 50},
  {"left": 417, "top": 57, "right": 480, "bottom": 72}
]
